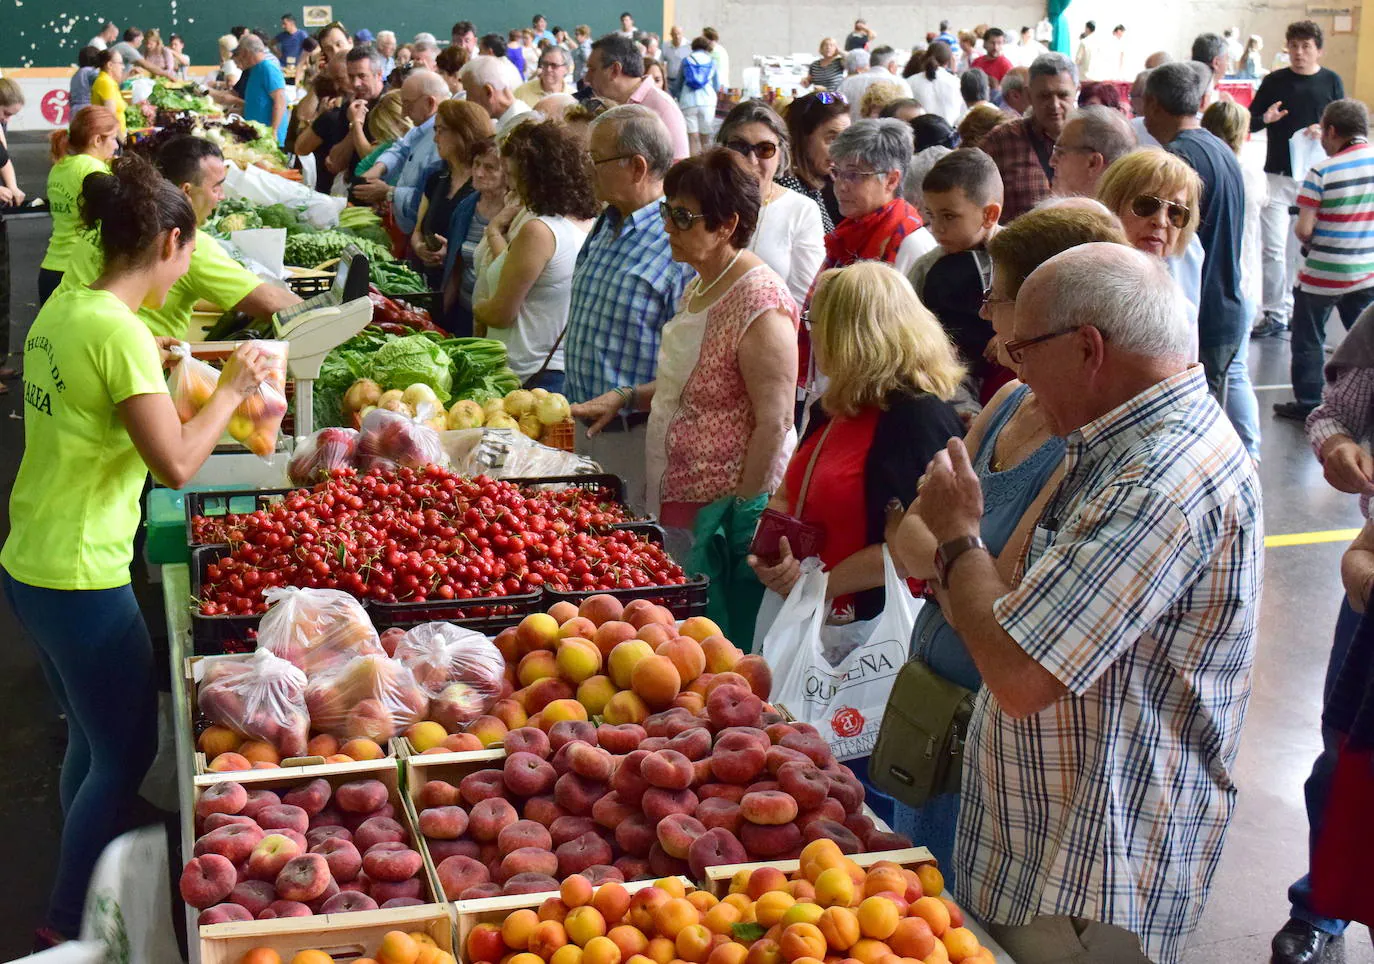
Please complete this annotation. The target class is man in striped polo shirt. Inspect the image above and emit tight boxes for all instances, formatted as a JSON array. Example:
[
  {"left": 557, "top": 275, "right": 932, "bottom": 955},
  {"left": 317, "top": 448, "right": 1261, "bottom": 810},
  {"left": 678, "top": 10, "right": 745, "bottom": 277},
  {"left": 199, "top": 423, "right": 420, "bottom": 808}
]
[{"left": 1279, "top": 99, "right": 1374, "bottom": 420}]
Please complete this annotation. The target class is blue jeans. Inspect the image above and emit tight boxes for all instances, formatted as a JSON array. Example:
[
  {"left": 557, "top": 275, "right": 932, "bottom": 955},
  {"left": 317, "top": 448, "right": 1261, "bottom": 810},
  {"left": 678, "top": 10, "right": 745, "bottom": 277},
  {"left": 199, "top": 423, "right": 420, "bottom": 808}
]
[
  {"left": 1, "top": 572, "right": 158, "bottom": 937},
  {"left": 523, "top": 368, "right": 565, "bottom": 394},
  {"left": 1224, "top": 326, "right": 1261, "bottom": 461},
  {"left": 1287, "top": 598, "right": 1363, "bottom": 936},
  {"left": 1291, "top": 287, "right": 1374, "bottom": 408}
]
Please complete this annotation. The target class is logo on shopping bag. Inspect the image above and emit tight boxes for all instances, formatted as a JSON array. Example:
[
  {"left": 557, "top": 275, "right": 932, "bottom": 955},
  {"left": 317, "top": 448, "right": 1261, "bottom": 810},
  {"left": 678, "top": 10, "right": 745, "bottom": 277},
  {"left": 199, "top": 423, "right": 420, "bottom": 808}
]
[{"left": 831, "top": 707, "right": 865, "bottom": 739}]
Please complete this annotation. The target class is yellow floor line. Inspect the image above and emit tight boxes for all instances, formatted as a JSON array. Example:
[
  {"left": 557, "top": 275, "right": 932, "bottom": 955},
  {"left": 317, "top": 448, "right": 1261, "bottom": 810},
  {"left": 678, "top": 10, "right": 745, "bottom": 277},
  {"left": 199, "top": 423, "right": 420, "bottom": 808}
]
[{"left": 1265, "top": 528, "right": 1362, "bottom": 548}]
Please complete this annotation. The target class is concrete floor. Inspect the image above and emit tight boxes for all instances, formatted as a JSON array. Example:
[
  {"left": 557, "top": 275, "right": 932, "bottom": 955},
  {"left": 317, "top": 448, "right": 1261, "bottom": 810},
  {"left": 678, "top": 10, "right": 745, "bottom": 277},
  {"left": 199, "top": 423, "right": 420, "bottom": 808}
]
[{"left": 1, "top": 129, "right": 1371, "bottom": 962}]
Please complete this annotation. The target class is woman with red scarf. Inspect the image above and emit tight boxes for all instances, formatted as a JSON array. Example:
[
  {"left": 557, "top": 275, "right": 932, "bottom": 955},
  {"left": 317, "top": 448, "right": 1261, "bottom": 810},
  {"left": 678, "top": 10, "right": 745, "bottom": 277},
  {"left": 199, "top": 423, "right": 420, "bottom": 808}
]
[{"left": 799, "top": 118, "right": 932, "bottom": 415}]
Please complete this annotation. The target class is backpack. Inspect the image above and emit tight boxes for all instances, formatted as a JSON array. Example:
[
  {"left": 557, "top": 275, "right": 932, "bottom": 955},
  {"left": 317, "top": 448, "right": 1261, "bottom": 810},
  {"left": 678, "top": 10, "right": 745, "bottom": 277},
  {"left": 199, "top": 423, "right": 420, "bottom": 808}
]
[{"left": 683, "top": 57, "right": 714, "bottom": 91}]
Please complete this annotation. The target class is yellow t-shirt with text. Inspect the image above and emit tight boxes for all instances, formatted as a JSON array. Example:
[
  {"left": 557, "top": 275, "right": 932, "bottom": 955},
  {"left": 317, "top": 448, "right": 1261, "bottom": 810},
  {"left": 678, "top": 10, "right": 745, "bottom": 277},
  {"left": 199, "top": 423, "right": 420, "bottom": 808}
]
[
  {"left": 40, "top": 152, "right": 109, "bottom": 272},
  {"left": 0, "top": 287, "right": 168, "bottom": 590}
]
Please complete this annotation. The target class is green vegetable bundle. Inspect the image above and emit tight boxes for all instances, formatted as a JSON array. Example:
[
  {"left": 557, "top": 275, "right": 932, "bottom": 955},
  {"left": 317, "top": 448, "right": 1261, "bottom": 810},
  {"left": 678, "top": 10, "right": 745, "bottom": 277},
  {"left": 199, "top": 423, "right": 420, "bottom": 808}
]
[
  {"left": 283, "top": 231, "right": 394, "bottom": 269},
  {"left": 148, "top": 80, "right": 217, "bottom": 114},
  {"left": 372, "top": 261, "right": 427, "bottom": 296}
]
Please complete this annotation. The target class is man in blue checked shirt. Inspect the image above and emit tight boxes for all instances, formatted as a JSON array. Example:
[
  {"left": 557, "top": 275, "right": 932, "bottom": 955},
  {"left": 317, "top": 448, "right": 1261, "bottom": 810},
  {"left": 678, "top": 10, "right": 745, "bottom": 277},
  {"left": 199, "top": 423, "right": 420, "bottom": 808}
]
[
  {"left": 915, "top": 243, "right": 1261, "bottom": 964},
  {"left": 353, "top": 70, "right": 449, "bottom": 234},
  {"left": 568, "top": 105, "right": 691, "bottom": 514}
]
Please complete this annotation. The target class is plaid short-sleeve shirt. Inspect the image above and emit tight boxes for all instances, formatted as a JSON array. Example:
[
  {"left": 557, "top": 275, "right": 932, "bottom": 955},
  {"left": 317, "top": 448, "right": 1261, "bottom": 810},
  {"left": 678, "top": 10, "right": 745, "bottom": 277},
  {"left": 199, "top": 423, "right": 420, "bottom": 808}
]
[
  {"left": 957, "top": 366, "right": 1263, "bottom": 964},
  {"left": 980, "top": 117, "right": 1055, "bottom": 223},
  {"left": 565, "top": 199, "right": 691, "bottom": 404}
]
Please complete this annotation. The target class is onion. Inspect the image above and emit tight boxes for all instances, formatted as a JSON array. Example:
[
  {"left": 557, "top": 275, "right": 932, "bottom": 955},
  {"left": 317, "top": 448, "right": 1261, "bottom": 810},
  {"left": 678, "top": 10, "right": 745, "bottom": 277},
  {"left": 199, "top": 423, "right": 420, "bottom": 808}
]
[
  {"left": 486, "top": 412, "right": 519, "bottom": 431},
  {"left": 535, "top": 392, "right": 571, "bottom": 426},
  {"left": 517, "top": 413, "right": 544, "bottom": 440},
  {"left": 402, "top": 383, "right": 440, "bottom": 411},
  {"left": 503, "top": 389, "right": 536, "bottom": 417},
  {"left": 344, "top": 379, "right": 382, "bottom": 413}
]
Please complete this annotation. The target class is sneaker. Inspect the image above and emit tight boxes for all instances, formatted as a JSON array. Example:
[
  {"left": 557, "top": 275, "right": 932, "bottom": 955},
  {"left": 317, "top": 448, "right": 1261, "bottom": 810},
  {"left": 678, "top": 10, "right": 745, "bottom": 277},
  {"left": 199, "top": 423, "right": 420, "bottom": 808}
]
[
  {"left": 1273, "top": 401, "right": 1315, "bottom": 421},
  {"left": 1252, "top": 317, "right": 1290, "bottom": 338}
]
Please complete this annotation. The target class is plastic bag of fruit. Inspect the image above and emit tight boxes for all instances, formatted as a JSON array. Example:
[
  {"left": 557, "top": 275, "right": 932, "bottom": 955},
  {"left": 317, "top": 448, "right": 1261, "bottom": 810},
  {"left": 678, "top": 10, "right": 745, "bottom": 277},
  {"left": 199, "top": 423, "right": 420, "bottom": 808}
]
[
  {"left": 166, "top": 342, "right": 221, "bottom": 423},
  {"left": 304, "top": 652, "right": 430, "bottom": 740},
  {"left": 196, "top": 648, "right": 311, "bottom": 758},
  {"left": 356, "top": 404, "right": 449, "bottom": 473},
  {"left": 256, "top": 586, "right": 383, "bottom": 677},
  {"left": 227, "top": 339, "right": 289, "bottom": 460},
  {"left": 393, "top": 622, "right": 506, "bottom": 729},
  {"left": 287, "top": 426, "right": 360, "bottom": 485}
]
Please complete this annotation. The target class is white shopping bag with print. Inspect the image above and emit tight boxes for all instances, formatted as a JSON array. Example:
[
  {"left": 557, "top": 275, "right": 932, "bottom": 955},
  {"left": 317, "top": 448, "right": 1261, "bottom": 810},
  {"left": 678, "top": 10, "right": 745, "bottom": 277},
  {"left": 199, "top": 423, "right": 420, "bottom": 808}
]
[{"left": 757, "top": 548, "right": 918, "bottom": 761}]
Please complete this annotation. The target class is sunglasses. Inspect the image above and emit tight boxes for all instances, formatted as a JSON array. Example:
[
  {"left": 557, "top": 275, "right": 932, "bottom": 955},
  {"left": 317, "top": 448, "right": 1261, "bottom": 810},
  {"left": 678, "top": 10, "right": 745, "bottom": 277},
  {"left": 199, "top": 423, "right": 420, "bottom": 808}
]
[
  {"left": 814, "top": 91, "right": 847, "bottom": 105},
  {"left": 1130, "top": 194, "right": 1191, "bottom": 229},
  {"left": 659, "top": 201, "right": 709, "bottom": 231},
  {"left": 725, "top": 139, "right": 778, "bottom": 160},
  {"left": 1002, "top": 326, "right": 1084, "bottom": 364}
]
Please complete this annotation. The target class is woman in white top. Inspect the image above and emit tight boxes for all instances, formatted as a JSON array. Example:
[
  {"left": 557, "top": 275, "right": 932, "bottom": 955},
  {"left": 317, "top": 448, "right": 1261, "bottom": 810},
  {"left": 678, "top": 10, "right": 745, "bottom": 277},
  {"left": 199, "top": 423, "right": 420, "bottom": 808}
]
[
  {"left": 715, "top": 101, "right": 825, "bottom": 307},
  {"left": 906, "top": 41, "right": 964, "bottom": 126},
  {"left": 678, "top": 38, "right": 719, "bottom": 155},
  {"left": 473, "top": 119, "right": 597, "bottom": 392},
  {"left": 216, "top": 35, "right": 242, "bottom": 88}
]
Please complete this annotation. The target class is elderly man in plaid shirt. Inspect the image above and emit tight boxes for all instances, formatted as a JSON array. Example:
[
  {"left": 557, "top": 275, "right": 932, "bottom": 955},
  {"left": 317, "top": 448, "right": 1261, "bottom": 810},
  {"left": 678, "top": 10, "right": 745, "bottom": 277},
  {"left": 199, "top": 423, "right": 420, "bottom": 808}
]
[
  {"left": 916, "top": 243, "right": 1262, "bottom": 964},
  {"left": 568, "top": 105, "right": 691, "bottom": 514}
]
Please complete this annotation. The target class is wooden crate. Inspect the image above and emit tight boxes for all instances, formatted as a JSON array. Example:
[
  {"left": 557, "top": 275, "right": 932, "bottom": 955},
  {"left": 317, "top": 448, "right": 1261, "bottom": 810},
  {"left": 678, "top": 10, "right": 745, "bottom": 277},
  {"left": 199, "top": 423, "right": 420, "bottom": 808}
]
[
  {"left": 185, "top": 654, "right": 405, "bottom": 778},
  {"left": 199, "top": 903, "right": 453, "bottom": 964},
  {"left": 192, "top": 761, "right": 447, "bottom": 947},
  {"left": 453, "top": 877, "right": 692, "bottom": 964},
  {"left": 700, "top": 847, "right": 936, "bottom": 898},
  {"left": 403, "top": 747, "right": 507, "bottom": 808}
]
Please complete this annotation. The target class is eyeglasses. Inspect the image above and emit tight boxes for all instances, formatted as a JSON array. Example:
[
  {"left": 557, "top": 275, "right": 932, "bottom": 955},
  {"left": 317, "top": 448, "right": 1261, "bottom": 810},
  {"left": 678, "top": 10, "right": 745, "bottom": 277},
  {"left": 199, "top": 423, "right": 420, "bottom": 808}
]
[
  {"left": 833, "top": 168, "right": 888, "bottom": 185},
  {"left": 538, "top": 60, "right": 564, "bottom": 69},
  {"left": 814, "top": 91, "right": 847, "bottom": 105},
  {"left": 980, "top": 288, "right": 1014, "bottom": 310},
  {"left": 1050, "top": 143, "right": 1097, "bottom": 158},
  {"left": 591, "top": 153, "right": 634, "bottom": 165},
  {"left": 725, "top": 139, "right": 779, "bottom": 160},
  {"left": 659, "top": 201, "right": 709, "bottom": 231},
  {"left": 1130, "top": 194, "right": 1191, "bottom": 229},
  {"left": 1002, "top": 326, "right": 1083, "bottom": 363}
]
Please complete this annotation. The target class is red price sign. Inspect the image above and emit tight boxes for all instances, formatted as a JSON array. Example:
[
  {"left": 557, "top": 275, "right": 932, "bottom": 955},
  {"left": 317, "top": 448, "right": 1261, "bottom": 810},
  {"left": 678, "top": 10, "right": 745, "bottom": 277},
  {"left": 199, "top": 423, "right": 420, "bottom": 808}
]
[{"left": 40, "top": 89, "right": 72, "bottom": 126}]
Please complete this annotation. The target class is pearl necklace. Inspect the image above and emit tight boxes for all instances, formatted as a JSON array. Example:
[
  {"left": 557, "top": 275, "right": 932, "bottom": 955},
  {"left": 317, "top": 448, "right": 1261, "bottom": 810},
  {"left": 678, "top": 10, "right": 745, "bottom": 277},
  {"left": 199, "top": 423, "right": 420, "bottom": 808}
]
[{"left": 690, "top": 248, "right": 744, "bottom": 301}]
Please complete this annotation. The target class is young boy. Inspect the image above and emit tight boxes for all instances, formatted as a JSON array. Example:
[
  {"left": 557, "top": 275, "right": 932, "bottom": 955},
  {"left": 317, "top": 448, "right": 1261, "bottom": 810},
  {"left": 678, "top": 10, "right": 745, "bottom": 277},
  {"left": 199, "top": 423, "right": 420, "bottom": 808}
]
[{"left": 906, "top": 148, "right": 1008, "bottom": 403}]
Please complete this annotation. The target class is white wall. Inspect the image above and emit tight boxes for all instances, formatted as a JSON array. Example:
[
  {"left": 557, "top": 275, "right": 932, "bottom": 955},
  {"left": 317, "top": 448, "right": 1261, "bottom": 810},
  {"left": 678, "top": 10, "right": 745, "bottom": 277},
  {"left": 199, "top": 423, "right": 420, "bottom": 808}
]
[{"left": 669, "top": 0, "right": 1361, "bottom": 93}]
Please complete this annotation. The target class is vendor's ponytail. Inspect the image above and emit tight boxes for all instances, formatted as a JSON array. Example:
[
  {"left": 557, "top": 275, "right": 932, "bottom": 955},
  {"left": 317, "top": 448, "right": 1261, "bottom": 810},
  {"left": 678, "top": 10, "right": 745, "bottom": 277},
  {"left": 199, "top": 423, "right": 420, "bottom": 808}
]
[
  {"left": 81, "top": 153, "right": 195, "bottom": 267},
  {"left": 48, "top": 105, "right": 119, "bottom": 163}
]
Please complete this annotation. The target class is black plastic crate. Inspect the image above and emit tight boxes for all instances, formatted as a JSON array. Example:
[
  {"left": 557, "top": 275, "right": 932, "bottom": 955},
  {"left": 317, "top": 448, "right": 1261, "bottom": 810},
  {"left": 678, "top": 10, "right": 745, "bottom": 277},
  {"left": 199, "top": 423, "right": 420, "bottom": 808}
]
[
  {"left": 541, "top": 522, "right": 709, "bottom": 619},
  {"left": 368, "top": 589, "right": 544, "bottom": 635},
  {"left": 185, "top": 487, "right": 299, "bottom": 549},
  {"left": 505, "top": 473, "right": 625, "bottom": 505},
  {"left": 189, "top": 545, "right": 275, "bottom": 655}
]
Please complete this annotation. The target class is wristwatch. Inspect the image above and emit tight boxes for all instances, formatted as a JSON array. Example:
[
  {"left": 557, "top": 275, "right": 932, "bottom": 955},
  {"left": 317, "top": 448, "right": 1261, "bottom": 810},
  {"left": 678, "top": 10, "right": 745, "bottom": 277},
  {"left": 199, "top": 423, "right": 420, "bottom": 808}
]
[{"left": 934, "top": 535, "right": 988, "bottom": 589}]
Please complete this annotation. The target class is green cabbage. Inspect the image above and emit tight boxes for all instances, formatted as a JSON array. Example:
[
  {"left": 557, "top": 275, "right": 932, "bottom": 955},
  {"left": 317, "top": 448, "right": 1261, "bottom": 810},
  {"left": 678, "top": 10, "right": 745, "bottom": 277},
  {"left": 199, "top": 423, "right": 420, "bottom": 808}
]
[{"left": 370, "top": 334, "right": 453, "bottom": 402}]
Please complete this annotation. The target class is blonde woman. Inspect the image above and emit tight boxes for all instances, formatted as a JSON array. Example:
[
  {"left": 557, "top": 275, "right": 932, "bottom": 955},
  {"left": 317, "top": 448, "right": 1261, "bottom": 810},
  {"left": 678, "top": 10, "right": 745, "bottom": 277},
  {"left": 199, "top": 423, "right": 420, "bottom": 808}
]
[
  {"left": 1096, "top": 148, "right": 1203, "bottom": 328},
  {"left": 859, "top": 79, "right": 911, "bottom": 119},
  {"left": 748, "top": 260, "right": 964, "bottom": 620},
  {"left": 217, "top": 35, "right": 242, "bottom": 88},
  {"left": 804, "top": 37, "right": 844, "bottom": 91},
  {"left": 141, "top": 29, "right": 176, "bottom": 77}
]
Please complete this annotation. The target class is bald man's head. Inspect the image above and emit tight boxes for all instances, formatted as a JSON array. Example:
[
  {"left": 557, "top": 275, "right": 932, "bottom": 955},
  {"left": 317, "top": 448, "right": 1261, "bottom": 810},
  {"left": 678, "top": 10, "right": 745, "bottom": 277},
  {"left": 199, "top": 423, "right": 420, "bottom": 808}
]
[{"left": 401, "top": 69, "right": 449, "bottom": 124}]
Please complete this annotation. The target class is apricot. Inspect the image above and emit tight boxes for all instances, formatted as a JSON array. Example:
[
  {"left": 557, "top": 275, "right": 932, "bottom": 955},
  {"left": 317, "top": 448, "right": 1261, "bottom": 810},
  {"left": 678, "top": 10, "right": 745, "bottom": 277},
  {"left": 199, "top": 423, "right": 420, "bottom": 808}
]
[
  {"left": 708, "top": 944, "right": 748, "bottom": 964},
  {"left": 703, "top": 901, "right": 742, "bottom": 935},
  {"left": 814, "top": 868, "right": 855, "bottom": 908},
  {"left": 818, "top": 906, "right": 861, "bottom": 952},
  {"left": 887, "top": 919, "right": 936, "bottom": 960},
  {"left": 645, "top": 937, "right": 676, "bottom": 964},
  {"left": 609, "top": 639, "right": 656, "bottom": 690},
  {"left": 562, "top": 874, "right": 594, "bottom": 908},
  {"left": 653, "top": 897, "right": 700, "bottom": 939},
  {"left": 552, "top": 945, "right": 586, "bottom": 964},
  {"left": 566, "top": 905, "right": 609, "bottom": 947},
  {"left": 608, "top": 924, "right": 648, "bottom": 960},
  {"left": 582, "top": 936, "right": 622, "bottom": 964},
  {"left": 631, "top": 655, "right": 683, "bottom": 710},
  {"left": 780, "top": 902, "right": 823, "bottom": 928},
  {"left": 577, "top": 676, "right": 618, "bottom": 716},
  {"left": 503, "top": 909, "right": 541, "bottom": 950},
  {"left": 847, "top": 940, "right": 892, "bottom": 964},
  {"left": 915, "top": 866, "right": 944, "bottom": 899},
  {"left": 197, "top": 725, "right": 240, "bottom": 759},
  {"left": 557, "top": 639, "right": 604, "bottom": 684},
  {"left": 856, "top": 898, "right": 899, "bottom": 941},
  {"left": 755, "top": 891, "right": 796, "bottom": 927},
  {"left": 592, "top": 880, "right": 632, "bottom": 925},
  {"left": 747, "top": 867, "right": 790, "bottom": 899},
  {"left": 909, "top": 898, "right": 950, "bottom": 939},
  {"left": 676, "top": 924, "right": 714, "bottom": 963},
  {"left": 603, "top": 691, "right": 650, "bottom": 726},
  {"left": 780, "top": 923, "right": 827, "bottom": 962}
]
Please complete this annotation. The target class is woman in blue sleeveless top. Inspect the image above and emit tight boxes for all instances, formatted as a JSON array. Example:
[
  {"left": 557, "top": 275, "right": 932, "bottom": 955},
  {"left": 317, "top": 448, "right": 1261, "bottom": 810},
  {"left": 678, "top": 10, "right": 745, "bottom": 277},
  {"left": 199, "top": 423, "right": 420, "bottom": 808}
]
[{"left": 885, "top": 203, "right": 1132, "bottom": 881}]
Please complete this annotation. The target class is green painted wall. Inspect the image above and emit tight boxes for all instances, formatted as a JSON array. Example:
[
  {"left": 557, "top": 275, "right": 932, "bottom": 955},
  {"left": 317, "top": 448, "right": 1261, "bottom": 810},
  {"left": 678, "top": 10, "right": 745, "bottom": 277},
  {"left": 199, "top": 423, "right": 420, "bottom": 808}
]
[{"left": 0, "top": 1, "right": 660, "bottom": 68}]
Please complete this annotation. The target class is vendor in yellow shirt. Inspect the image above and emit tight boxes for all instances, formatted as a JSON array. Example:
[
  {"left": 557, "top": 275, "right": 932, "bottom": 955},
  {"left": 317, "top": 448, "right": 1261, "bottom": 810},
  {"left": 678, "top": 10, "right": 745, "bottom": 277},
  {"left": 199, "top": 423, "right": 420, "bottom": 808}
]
[
  {"left": 0, "top": 155, "right": 273, "bottom": 948},
  {"left": 61, "top": 134, "right": 302, "bottom": 338},
  {"left": 37, "top": 105, "right": 118, "bottom": 303},
  {"left": 88, "top": 49, "right": 126, "bottom": 141}
]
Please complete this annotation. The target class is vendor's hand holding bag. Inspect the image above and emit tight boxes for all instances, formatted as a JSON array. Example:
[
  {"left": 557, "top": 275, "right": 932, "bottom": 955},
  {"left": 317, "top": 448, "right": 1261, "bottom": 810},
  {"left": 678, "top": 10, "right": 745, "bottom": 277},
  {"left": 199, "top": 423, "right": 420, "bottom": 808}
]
[{"left": 758, "top": 548, "right": 917, "bottom": 761}]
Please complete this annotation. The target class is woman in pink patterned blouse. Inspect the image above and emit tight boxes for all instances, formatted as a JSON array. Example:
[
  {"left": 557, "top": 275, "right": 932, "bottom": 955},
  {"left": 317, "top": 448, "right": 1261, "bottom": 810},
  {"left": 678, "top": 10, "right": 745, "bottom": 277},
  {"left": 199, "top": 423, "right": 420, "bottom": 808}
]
[{"left": 574, "top": 149, "right": 800, "bottom": 555}]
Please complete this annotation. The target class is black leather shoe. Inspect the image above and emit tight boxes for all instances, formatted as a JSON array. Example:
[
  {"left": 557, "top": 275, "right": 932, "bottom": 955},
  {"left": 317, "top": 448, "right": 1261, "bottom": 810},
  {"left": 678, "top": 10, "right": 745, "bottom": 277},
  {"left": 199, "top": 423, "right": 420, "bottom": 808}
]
[
  {"left": 1274, "top": 401, "right": 1315, "bottom": 422},
  {"left": 1271, "top": 918, "right": 1332, "bottom": 964}
]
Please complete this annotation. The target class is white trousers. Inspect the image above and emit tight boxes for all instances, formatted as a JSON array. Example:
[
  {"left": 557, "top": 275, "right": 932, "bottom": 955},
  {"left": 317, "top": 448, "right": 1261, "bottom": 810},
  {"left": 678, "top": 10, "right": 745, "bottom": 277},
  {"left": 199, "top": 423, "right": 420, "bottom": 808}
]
[{"left": 1260, "top": 173, "right": 1302, "bottom": 320}]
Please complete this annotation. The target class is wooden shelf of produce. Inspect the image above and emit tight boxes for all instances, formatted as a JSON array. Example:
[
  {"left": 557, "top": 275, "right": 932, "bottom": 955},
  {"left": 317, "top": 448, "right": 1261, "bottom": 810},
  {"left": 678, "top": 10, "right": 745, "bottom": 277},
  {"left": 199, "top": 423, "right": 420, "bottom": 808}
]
[
  {"left": 192, "top": 759, "right": 450, "bottom": 955},
  {"left": 453, "top": 877, "right": 692, "bottom": 964},
  {"left": 199, "top": 903, "right": 454, "bottom": 964},
  {"left": 183, "top": 653, "right": 407, "bottom": 779}
]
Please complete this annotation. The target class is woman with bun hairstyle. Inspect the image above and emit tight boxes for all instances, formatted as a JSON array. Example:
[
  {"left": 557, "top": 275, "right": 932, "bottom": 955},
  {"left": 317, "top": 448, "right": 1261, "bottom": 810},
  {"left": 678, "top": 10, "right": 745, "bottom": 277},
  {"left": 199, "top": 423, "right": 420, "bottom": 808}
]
[
  {"left": 37, "top": 105, "right": 119, "bottom": 303},
  {"left": 1, "top": 154, "right": 273, "bottom": 948}
]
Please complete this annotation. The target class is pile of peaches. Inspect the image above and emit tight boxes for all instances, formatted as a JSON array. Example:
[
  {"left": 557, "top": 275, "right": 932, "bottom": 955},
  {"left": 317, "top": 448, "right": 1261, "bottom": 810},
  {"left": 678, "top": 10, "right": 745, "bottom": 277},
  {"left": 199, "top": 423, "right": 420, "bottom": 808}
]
[
  {"left": 414, "top": 675, "right": 910, "bottom": 899},
  {"left": 466, "top": 846, "right": 991, "bottom": 964},
  {"left": 181, "top": 777, "right": 429, "bottom": 924},
  {"left": 420, "top": 595, "right": 774, "bottom": 755}
]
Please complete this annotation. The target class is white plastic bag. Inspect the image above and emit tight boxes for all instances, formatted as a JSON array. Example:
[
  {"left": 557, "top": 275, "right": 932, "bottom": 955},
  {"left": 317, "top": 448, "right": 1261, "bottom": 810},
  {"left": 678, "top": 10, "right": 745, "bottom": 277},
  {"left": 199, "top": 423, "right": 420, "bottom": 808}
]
[
  {"left": 222, "top": 160, "right": 347, "bottom": 227},
  {"left": 1290, "top": 128, "right": 1325, "bottom": 183},
  {"left": 256, "top": 586, "right": 383, "bottom": 676},
  {"left": 358, "top": 405, "right": 450, "bottom": 472},
  {"left": 166, "top": 342, "right": 221, "bottom": 422},
  {"left": 394, "top": 622, "right": 506, "bottom": 730},
  {"left": 757, "top": 548, "right": 919, "bottom": 761},
  {"left": 288, "top": 426, "right": 360, "bottom": 484},
  {"left": 304, "top": 653, "right": 430, "bottom": 740},
  {"left": 196, "top": 649, "right": 311, "bottom": 757}
]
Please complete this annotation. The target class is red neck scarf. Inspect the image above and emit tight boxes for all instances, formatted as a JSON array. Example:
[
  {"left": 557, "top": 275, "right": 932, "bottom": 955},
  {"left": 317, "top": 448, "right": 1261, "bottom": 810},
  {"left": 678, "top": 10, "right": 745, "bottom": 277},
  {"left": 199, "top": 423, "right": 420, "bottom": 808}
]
[{"left": 823, "top": 197, "right": 923, "bottom": 267}]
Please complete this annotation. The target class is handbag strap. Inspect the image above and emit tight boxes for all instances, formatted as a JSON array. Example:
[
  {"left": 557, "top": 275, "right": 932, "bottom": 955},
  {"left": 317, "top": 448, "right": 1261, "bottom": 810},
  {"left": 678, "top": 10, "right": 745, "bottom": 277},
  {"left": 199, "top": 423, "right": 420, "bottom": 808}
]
[
  {"left": 521, "top": 321, "right": 569, "bottom": 390},
  {"left": 795, "top": 420, "right": 836, "bottom": 516}
]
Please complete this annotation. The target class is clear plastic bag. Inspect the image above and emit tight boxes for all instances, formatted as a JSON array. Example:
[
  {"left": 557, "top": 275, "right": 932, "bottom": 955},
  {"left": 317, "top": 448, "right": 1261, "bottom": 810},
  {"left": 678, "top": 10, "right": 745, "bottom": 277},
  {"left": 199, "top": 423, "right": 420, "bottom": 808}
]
[
  {"left": 166, "top": 342, "right": 221, "bottom": 423},
  {"left": 303, "top": 653, "right": 430, "bottom": 741},
  {"left": 287, "top": 427, "right": 360, "bottom": 485},
  {"left": 256, "top": 586, "right": 383, "bottom": 677},
  {"left": 394, "top": 623, "right": 506, "bottom": 731},
  {"left": 357, "top": 405, "right": 449, "bottom": 473},
  {"left": 227, "top": 339, "right": 289, "bottom": 460},
  {"left": 196, "top": 649, "right": 311, "bottom": 757}
]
